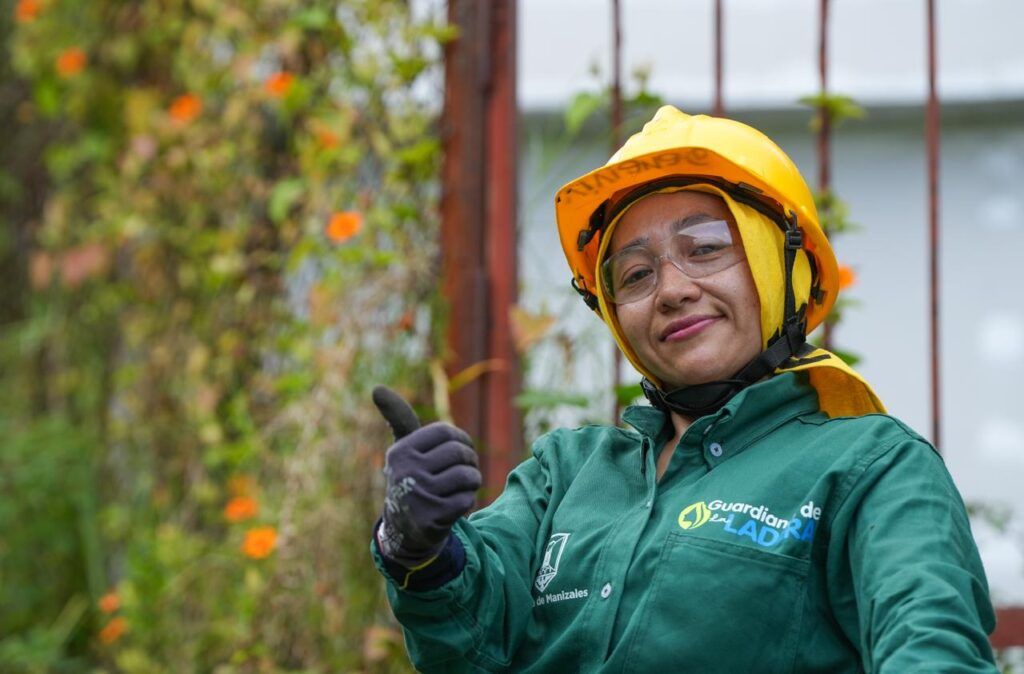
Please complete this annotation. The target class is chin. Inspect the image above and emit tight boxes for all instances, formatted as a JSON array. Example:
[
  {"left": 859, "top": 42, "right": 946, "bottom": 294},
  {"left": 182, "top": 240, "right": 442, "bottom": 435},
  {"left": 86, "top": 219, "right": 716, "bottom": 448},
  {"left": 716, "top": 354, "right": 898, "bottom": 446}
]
[{"left": 653, "top": 348, "right": 737, "bottom": 388}]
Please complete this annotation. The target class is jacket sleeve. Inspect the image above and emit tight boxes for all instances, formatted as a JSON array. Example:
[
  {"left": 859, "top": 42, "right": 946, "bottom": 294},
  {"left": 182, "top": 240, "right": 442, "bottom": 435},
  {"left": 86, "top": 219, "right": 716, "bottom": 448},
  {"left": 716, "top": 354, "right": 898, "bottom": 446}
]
[
  {"left": 370, "top": 437, "right": 554, "bottom": 672},
  {"left": 830, "top": 435, "right": 998, "bottom": 673}
]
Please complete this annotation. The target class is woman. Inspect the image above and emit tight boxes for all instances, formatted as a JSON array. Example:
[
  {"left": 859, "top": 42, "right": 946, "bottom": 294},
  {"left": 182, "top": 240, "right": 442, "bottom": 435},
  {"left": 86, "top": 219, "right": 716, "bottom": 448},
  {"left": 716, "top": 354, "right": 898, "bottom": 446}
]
[{"left": 371, "top": 106, "right": 998, "bottom": 672}]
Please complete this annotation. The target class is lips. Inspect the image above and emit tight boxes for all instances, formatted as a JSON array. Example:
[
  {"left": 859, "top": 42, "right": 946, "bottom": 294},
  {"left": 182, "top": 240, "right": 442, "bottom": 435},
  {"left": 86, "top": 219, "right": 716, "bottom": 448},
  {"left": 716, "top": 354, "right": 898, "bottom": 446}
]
[{"left": 659, "top": 314, "right": 723, "bottom": 342}]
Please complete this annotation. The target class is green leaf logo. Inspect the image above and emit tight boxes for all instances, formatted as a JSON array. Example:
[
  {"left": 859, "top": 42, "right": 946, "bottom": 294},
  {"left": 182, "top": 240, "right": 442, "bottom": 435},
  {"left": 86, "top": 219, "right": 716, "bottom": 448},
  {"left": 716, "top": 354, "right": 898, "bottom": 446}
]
[{"left": 677, "top": 501, "right": 711, "bottom": 530}]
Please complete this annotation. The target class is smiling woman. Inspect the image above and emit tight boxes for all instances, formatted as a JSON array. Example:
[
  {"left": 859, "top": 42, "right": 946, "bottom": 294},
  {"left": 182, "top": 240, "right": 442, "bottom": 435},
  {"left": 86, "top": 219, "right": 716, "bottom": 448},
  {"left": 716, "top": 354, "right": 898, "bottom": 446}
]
[
  {"left": 370, "top": 106, "right": 1000, "bottom": 673},
  {"left": 608, "top": 190, "right": 761, "bottom": 391}
]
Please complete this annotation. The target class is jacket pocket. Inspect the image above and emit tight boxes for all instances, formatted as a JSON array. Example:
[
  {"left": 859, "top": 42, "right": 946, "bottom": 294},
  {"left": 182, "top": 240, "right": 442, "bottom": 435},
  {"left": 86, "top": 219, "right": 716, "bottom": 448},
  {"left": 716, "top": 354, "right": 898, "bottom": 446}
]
[{"left": 621, "top": 532, "right": 810, "bottom": 674}]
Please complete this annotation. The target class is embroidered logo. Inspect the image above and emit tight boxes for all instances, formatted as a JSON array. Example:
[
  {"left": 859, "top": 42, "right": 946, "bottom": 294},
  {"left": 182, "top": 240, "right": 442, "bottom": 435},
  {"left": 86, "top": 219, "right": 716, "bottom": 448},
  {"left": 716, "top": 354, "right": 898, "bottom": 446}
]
[
  {"left": 677, "top": 501, "right": 712, "bottom": 530},
  {"left": 677, "top": 498, "right": 823, "bottom": 548},
  {"left": 534, "top": 532, "right": 570, "bottom": 592}
]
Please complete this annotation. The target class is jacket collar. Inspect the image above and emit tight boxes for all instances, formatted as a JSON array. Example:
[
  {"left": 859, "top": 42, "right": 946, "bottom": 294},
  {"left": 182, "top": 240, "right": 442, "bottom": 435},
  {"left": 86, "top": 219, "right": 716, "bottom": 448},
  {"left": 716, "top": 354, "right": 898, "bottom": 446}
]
[{"left": 622, "top": 372, "right": 819, "bottom": 464}]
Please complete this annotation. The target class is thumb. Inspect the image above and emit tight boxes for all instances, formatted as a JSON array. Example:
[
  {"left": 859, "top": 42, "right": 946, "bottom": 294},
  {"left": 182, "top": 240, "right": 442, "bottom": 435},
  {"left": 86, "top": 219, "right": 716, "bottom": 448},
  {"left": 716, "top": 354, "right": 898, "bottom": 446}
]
[{"left": 372, "top": 385, "right": 421, "bottom": 440}]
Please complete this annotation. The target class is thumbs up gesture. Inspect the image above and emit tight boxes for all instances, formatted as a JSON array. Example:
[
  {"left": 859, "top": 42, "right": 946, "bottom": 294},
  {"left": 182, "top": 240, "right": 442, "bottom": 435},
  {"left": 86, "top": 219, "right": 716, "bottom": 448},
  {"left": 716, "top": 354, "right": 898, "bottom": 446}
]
[{"left": 372, "top": 386, "right": 482, "bottom": 568}]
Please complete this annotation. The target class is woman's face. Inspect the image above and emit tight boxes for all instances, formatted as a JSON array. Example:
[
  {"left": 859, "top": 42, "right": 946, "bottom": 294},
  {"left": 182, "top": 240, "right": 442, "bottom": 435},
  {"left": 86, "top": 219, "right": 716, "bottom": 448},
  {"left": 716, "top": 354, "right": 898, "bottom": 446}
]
[{"left": 609, "top": 191, "right": 762, "bottom": 390}]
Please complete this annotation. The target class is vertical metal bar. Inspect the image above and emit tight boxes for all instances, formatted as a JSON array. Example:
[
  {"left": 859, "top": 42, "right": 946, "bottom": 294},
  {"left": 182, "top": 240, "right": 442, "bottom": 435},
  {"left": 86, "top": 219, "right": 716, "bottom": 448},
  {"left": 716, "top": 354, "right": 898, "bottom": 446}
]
[
  {"left": 483, "top": 0, "right": 522, "bottom": 498},
  {"left": 442, "top": 0, "right": 488, "bottom": 443},
  {"left": 926, "top": 0, "right": 942, "bottom": 449},
  {"left": 610, "top": 0, "right": 624, "bottom": 424},
  {"left": 713, "top": 0, "right": 724, "bottom": 116},
  {"left": 817, "top": 0, "right": 834, "bottom": 350},
  {"left": 441, "top": 0, "right": 522, "bottom": 500}
]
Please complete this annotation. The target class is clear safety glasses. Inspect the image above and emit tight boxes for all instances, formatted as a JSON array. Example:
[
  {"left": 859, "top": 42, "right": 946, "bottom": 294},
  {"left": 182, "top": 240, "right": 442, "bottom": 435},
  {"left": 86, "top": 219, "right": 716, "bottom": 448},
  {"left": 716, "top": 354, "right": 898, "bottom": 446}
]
[{"left": 600, "top": 219, "right": 745, "bottom": 304}]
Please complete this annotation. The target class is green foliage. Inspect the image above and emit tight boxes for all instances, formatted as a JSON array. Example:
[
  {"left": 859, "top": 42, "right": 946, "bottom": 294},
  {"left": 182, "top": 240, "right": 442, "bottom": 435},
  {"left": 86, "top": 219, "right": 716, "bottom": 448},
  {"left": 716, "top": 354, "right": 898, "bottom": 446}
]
[
  {"left": 2, "top": 0, "right": 451, "bottom": 670},
  {"left": 798, "top": 89, "right": 866, "bottom": 360},
  {"left": 814, "top": 188, "right": 861, "bottom": 237},
  {"left": 797, "top": 92, "right": 866, "bottom": 132},
  {"left": 564, "top": 91, "right": 604, "bottom": 137},
  {"left": 615, "top": 383, "right": 644, "bottom": 407},
  {"left": 562, "top": 63, "right": 664, "bottom": 140}
]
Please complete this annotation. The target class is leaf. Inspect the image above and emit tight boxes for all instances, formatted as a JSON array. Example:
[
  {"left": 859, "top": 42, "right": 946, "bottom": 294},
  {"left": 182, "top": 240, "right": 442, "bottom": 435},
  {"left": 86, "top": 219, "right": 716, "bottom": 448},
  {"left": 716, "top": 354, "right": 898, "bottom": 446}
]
[
  {"left": 292, "top": 7, "right": 330, "bottom": 30},
  {"left": 390, "top": 53, "right": 430, "bottom": 82},
  {"left": 396, "top": 138, "right": 440, "bottom": 169},
  {"left": 268, "top": 178, "right": 305, "bottom": 223},
  {"left": 628, "top": 90, "right": 663, "bottom": 111},
  {"left": 565, "top": 91, "right": 605, "bottom": 136},
  {"left": 429, "top": 358, "right": 453, "bottom": 425},
  {"left": 514, "top": 389, "right": 590, "bottom": 410},
  {"left": 615, "top": 383, "right": 644, "bottom": 406},
  {"left": 34, "top": 79, "right": 61, "bottom": 117},
  {"left": 509, "top": 305, "right": 555, "bottom": 353},
  {"left": 421, "top": 22, "right": 461, "bottom": 45},
  {"left": 797, "top": 92, "right": 866, "bottom": 131},
  {"left": 448, "top": 359, "right": 506, "bottom": 393}
]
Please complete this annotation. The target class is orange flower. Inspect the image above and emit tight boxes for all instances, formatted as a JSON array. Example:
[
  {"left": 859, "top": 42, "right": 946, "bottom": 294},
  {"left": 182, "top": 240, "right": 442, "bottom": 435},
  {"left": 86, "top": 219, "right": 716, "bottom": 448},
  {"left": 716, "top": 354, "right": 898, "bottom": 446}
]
[
  {"left": 15, "top": 0, "right": 40, "bottom": 22},
  {"left": 394, "top": 309, "right": 415, "bottom": 333},
  {"left": 56, "top": 48, "right": 87, "bottom": 78},
  {"left": 224, "top": 496, "right": 258, "bottom": 522},
  {"left": 316, "top": 129, "right": 340, "bottom": 149},
  {"left": 838, "top": 264, "right": 857, "bottom": 291},
  {"left": 98, "top": 591, "right": 120, "bottom": 614},
  {"left": 99, "top": 616, "right": 127, "bottom": 644},
  {"left": 169, "top": 93, "right": 202, "bottom": 124},
  {"left": 242, "top": 526, "right": 277, "bottom": 559},
  {"left": 264, "top": 72, "right": 294, "bottom": 98},
  {"left": 325, "top": 211, "right": 363, "bottom": 243}
]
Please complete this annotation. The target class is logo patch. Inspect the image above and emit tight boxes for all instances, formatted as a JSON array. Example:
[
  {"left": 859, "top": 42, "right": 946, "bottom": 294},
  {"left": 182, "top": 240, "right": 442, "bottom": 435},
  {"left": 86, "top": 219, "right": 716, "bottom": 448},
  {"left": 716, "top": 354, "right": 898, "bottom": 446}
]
[
  {"left": 534, "top": 532, "right": 570, "bottom": 592},
  {"left": 677, "top": 499, "right": 823, "bottom": 548},
  {"left": 677, "top": 501, "right": 712, "bottom": 530}
]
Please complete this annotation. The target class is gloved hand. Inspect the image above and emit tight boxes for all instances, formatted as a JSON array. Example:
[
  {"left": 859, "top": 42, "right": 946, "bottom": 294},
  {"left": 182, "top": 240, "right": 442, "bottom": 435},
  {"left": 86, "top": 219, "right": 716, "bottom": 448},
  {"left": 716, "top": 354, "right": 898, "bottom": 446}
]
[{"left": 372, "top": 386, "right": 482, "bottom": 569}]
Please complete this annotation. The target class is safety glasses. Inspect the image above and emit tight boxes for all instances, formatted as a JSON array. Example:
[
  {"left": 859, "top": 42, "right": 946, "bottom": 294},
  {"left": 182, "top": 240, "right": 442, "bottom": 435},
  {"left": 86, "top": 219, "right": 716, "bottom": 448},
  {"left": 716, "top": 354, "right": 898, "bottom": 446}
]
[{"left": 600, "top": 219, "right": 745, "bottom": 304}]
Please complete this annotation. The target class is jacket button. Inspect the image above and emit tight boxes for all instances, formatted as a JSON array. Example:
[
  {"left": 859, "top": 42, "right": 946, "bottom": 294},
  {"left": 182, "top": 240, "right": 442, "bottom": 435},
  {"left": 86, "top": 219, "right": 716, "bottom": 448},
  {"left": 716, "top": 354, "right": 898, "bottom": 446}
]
[
  {"left": 600, "top": 582, "right": 612, "bottom": 599},
  {"left": 708, "top": 442, "right": 723, "bottom": 457}
]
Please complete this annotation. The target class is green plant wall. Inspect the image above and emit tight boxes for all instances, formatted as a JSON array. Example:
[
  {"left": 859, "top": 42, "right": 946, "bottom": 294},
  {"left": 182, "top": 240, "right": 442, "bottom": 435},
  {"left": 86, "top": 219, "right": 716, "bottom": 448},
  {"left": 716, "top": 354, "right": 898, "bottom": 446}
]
[{"left": 1, "top": 0, "right": 452, "bottom": 670}]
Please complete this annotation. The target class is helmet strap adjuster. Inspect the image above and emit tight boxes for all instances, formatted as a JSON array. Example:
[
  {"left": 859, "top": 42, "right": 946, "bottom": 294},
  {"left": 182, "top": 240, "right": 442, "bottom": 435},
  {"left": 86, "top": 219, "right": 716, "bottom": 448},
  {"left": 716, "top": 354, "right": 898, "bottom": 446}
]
[{"left": 571, "top": 277, "right": 601, "bottom": 311}]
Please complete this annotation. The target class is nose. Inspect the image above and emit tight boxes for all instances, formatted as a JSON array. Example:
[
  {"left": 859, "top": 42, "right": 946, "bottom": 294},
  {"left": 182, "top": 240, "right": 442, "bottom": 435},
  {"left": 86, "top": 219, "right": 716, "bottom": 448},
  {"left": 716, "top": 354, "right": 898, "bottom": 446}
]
[{"left": 654, "top": 258, "right": 702, "bottom": 311}]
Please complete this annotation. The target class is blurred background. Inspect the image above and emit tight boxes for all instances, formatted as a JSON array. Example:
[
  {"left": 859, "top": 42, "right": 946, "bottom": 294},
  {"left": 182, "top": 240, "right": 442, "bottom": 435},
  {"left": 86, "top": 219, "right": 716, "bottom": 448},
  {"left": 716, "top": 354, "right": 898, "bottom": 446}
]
[{"left": 1, "top": 0, "right": 1021, "bottom": 671}]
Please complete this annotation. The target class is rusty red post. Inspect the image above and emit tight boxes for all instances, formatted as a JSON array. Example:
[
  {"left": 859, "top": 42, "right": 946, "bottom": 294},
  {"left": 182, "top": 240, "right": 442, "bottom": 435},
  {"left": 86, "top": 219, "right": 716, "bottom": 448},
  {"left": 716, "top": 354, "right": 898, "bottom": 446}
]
[
  {"left": 483, "top": 0, "right": 522, "bottom": 497},
  {"left": 610, "top": 0, "right": 624, "bottom": 423},
  {"left": 992, "top": 607, "right": 1024, "bottom": 649},
  {"left": 442, "top": 0, "right": 487, "bottom": 443},
  {"left": 713, "top": 0, "right": 724, "bottom": 116},
  {"left": 817, "top": 0, "right": 834, "bottom": 350},
  {"left": 926, "top": 0, "right": 942, "bottom": 450},
  {"left": 441, "top": 0, "right": 522, "bottom": 501}
]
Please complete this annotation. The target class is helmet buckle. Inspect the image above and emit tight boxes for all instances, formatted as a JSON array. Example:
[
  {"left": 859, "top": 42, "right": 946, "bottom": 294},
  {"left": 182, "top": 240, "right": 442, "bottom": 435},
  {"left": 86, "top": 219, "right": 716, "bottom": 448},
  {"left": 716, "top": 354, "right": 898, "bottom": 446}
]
[
  {"left": 785, "top": 227, "right": 803, "bottom": 250},
  {"left": 577, "top": 202, "right": 608, "bottom": 252},
  {"left": 570, "top": 277, "right": 601, "bottom": 311}
]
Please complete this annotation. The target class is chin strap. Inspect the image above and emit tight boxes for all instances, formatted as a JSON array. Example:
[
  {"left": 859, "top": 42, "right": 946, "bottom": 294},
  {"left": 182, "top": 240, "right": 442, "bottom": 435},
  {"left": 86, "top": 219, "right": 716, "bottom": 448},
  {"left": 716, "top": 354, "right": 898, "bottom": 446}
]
[{"left": 643, "top": 206, "right": 810, "bottom": 419}]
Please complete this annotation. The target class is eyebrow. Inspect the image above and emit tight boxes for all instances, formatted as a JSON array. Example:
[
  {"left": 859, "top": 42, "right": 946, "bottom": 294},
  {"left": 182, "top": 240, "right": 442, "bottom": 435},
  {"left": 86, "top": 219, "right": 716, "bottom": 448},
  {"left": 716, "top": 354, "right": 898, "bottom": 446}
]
[{"left": 617, "top": 213, "right": 720, "bottom": 251}]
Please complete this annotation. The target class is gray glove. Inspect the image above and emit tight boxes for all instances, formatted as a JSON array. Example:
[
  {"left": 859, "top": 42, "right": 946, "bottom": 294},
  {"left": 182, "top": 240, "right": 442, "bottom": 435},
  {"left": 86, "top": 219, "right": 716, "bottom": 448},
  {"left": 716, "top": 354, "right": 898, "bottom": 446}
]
[{"left": 372, "top": 386, "right": 481, "bottom": 568}]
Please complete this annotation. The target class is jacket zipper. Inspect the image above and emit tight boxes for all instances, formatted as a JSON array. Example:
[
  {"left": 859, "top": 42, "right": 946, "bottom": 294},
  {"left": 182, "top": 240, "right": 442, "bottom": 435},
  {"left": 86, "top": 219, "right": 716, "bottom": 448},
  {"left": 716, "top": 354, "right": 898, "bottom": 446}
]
[{"left": 640, "top": 439, "right": 650, "bottom": 478}]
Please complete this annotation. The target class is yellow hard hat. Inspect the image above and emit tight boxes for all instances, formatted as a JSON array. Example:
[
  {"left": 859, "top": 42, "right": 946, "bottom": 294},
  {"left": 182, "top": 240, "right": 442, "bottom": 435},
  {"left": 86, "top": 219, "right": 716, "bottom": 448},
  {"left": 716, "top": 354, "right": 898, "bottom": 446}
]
[{"left": 555, "top": 105, "right": 838, "bottom": 333}]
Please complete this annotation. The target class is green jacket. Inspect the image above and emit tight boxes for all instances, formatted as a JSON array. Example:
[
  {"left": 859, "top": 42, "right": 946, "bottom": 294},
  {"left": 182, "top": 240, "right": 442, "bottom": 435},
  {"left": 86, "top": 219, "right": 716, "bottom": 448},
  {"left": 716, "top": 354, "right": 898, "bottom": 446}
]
[{"left": 373, "top": 373, "right": 997, "bottom": 672}]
